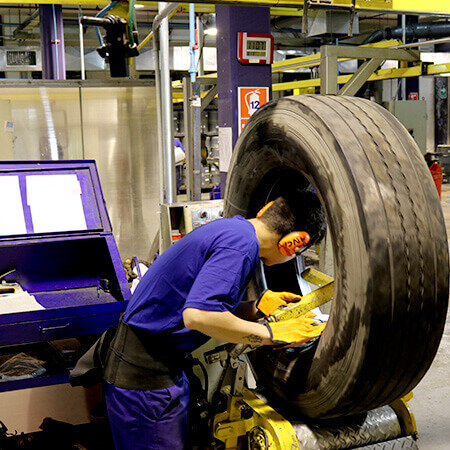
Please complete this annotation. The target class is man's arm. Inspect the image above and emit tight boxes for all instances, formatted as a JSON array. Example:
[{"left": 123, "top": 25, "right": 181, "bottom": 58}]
[{"left": 183, "top": 308, "right": 272, "bottom": 346}]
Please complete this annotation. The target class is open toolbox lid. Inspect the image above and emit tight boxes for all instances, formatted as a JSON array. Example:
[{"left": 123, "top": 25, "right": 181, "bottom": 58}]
[{"left": 0, "top": 161, "right": 131, "bottom": 336}]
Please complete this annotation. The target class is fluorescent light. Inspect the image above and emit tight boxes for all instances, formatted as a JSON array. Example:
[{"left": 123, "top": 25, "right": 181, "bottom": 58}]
[
  {"left": 134, "top": 4, "right": 145, "bottom": 8},
  {"left": 204, "top": 27, "right": 217, "bottom": 36}
]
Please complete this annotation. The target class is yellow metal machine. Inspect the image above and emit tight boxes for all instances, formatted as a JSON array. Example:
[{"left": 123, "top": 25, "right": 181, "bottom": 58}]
[{"left": 205, "top": 269, "right": 418, "bottom": 449}]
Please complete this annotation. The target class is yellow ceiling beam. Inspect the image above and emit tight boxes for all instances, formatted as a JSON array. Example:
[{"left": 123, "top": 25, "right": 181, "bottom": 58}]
[
  {"left": 427, "top": 62, "right": 450, "bottom": 75},
  {"left": 0, "top": 0, "right": 447, "bottom": 15},
  {"left": 173, "top": 87, "right": 218, "bottom": 103},
  {"left": 272, "top": 66, "right": 420, "bottom": 91},
  {"left": 0, "top": 1, "right": 297, "bottom": 16},
  {"left": 270, "top": 7, "right": 302, "bottom": 16},
  {"left": 0, "top": 0, "right": 108, "bottom": 4},
  {"left": 177, "top": 3, "right": 214, "bottom": 13},
  {"left": 166, "top": 0, "right": 450, "bottom": 15},
  {"left": 392, "top": 0, "right": 450, "bottom": 14},
  {"left": 271, "top": 61, "right": 450, "bottom": 92},
  {"left": 272, "top": 39, "right": 402, "bottom": 73},
  {"left": 178, "top": 5, "right": 304, "bottom": 14}
]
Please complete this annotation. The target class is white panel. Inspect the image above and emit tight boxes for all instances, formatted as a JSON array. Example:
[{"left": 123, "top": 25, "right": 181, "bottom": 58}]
[
  {"left": 0, "top": 176, "right": 26, "bottom": 235},
  {"left": 26, "top": 174, "right": 87, "bottom": 233},
  {"left": 419, "top": 76, "right": 435, "bottom": 152},
  {"left": 382, "top": 79, "right": 398, "bottom": 103},
  {"left": 203, "top": 47, "right": 217, "bottom": 71},
  {"left": 172, "top": 46, "right": 190, "bottom": 71},
  {"left": 219, "top": 127, "right": 233, "bottom": 172}
]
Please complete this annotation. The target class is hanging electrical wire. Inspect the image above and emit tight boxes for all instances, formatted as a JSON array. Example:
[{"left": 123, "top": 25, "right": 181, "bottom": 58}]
[{"left": 128, "top": 0, "right": 136, "bottom": 46}]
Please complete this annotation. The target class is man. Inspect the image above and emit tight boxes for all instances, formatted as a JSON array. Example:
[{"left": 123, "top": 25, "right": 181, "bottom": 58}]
[
  {"left": 103, "top": 191, "right": 326, "bottom": 449},
  {"left": 174, "top": 138, "right": 185, "bottom": 194}
]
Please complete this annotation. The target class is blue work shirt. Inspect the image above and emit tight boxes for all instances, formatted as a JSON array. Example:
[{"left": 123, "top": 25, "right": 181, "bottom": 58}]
[{"left": 123, "top": 216, "right": 260, "bottom": 355}]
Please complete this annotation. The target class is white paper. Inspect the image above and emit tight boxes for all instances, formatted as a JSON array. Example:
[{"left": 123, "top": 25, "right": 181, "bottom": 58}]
[
  {"left": 0, "top": 291, "right": 44, "bottom": 315},
  {"left": 26, "top": 174, "right": 87, "bottom": 233},
  {"left": 219, "top": 127, "right": 233, "bottom": 172},
  {"left": 0, "top": 176, "right": 27, "bottom": 236}
]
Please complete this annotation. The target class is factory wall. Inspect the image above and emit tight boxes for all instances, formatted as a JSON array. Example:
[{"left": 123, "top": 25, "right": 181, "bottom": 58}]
[{"left": 0, "top": 82, "right": 160, "bottom": 261}]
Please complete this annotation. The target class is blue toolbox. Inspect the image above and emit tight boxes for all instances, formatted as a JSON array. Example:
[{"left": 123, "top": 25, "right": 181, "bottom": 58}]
[{"left": 0, "top": 160, "right": 130, "bottom": 391}]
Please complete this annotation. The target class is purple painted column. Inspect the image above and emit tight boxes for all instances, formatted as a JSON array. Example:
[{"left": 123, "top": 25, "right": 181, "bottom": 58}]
[
  {"left": 216, "top": 5, "right": 271, "bottom": 193},
  {"left": 39, "top": 5, "right": 66, "bottom": 80}
]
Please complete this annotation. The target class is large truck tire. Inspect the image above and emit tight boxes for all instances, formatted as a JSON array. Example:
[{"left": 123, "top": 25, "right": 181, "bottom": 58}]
[{"left": 224, "top": 95, "right": 449, "bottom": 419}]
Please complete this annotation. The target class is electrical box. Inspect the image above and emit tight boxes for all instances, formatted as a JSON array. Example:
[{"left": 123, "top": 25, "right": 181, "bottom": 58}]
[
  {"left": 307, "top": 11, "right": 359, "bottom": 37},
  {"left": 160, "top": 200, "right": 223, "bottom": 251},
  {"left": 383, "top": 100, "right": 427, "bottom": 154}
]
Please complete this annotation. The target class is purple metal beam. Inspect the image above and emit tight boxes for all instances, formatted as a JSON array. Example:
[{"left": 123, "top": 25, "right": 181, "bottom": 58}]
[
  {"left": 216, "top": 5, "right": 272, "bottom": 194},
  {"left": 39, "top": 5, "right": 66, "bottom": 79}
]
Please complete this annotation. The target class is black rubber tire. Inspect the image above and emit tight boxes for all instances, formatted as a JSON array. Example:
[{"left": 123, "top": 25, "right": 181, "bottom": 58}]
[{"left": 224, "top": 95, "right": 449, "bottom": 419}]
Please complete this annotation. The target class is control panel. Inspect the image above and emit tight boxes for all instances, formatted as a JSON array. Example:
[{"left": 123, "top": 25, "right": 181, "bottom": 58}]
[
  {"left": 185, "top": 202, "right": 223, "bottom": 233},
  {"left": 160, "top": 200, "right": 224, "bottom": 251}
]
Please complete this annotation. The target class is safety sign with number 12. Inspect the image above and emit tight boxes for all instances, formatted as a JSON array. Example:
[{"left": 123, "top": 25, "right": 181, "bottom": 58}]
[{"left": 238, "top": 87, "right": 269, "bottom": 134}]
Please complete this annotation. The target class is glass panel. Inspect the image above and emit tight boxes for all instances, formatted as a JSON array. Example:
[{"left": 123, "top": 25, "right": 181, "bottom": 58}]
[
  {"left": 0, "top": 87, "right": 83, "bottom": 160},
  {"left": 0, "top": 84, "right": 159, "bottom": 259}
]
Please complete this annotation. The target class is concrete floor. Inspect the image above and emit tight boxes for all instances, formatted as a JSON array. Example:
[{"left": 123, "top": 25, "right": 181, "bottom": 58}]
[{"left": 408, "top": 185, "right": 450, "bottom": 449}]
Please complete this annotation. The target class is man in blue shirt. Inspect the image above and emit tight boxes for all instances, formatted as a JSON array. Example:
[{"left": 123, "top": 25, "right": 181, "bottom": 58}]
[{"left": 103, "top": 192, "right": 326, "bottom": 450}]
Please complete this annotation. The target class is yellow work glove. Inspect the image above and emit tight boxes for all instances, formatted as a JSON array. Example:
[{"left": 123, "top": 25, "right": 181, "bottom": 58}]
[
  {"left": 265, "top": 313, "right": 326, "bottom": 347},
  {"left": 256, "top": 290, "right": 302, "bottom": 316}
]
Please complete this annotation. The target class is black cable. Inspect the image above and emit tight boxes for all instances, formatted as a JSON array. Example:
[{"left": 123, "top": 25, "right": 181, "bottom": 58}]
[{"left": 195, "top": 358, "right": 209, "bottom": 398}]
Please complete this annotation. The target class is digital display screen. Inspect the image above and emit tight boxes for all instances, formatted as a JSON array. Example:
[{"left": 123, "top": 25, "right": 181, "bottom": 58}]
[
  {"left": 239, "top": 33, "right": 273, "bottom": 63},
  {"left": 247, "top": 40, "right": 267, "bottom": 51}
]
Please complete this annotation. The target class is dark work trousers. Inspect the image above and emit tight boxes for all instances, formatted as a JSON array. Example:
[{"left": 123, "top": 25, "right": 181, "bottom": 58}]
[{"left": 104, "top": 373, "right": 190, "bottom": 450}]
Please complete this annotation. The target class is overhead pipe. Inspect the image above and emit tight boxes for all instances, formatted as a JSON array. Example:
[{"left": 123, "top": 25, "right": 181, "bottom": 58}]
[
  {"left": 364, "top": 21, "right": 450, "bottom": 44},
  {"left": 152, "top": 2, "right": 180, "bottom": 206},
  {"left": 78, "top": 6, "right": 85, "bottom": 80},
  {"left": 196, "top": 14, "right": 204, "bottom": 76},
  {"left": 137, "top": 5, "right": 181, "bottom": 50},
  {"left": 271, "top": 16, "right": 301, "bottom": 31}
]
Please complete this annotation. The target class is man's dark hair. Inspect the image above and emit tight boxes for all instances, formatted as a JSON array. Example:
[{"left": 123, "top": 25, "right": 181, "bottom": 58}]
[{"left": 258, "top": 191, "right": 326, "bottom": 245}]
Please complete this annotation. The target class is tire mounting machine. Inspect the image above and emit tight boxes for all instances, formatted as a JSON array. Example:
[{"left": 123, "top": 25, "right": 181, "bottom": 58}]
[{"left": 204, "top": 269, "right": 418, "bottom": 449}]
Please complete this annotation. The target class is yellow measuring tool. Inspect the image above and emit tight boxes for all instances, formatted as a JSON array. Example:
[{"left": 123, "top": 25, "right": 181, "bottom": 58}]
[{"left": 269, "top": 269, "right": 334, "bottom": 322}]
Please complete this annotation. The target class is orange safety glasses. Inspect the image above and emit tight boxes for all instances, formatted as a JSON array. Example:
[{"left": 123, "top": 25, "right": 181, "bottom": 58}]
[{"left": 256, "top": 201, "right": 311, "bottom": 256}]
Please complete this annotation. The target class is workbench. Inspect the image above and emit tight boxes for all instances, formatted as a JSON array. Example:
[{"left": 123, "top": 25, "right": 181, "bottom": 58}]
[{"left": 0, "top": 160, "right": 130, "bottom": 392}]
